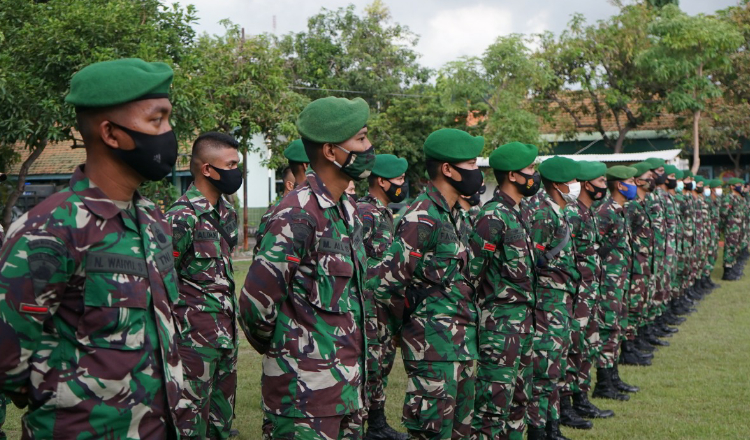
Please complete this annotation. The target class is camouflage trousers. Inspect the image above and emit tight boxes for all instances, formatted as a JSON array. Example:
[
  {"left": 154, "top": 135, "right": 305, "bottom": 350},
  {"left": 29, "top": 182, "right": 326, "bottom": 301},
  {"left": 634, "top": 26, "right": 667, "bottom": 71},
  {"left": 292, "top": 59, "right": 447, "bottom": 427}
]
[
  {"left": 176, "top": 343, "right": 238, "bottom": 439},
  {"left": 563, "top": 298, "right": 600, "bottom": 396},
  {"left": 403, "top": 360, "right": 476, "bottom": 440},
  {"left": 471, "top": 309, "right": 533, "bottom": 440},
  {"left": 596, "top": 269, "right": 629, "bottom": 369},
  {"left": 724, "top": 231, "right": 742, "bottom": 267},
  {"left": 263, "top": 409, "right": 366, "bottom": 440},
  {"left": 0, "top": 393, "right": 6, "bottom": 440},
  {"left": 627, "top": 273, "right": 648, "bottom": 340},
  {"left": 367, "top": 301, "right": 398, "bottom": 412},
  {"left": 527, "top": 300, "right": 571, "bottom": 429}
]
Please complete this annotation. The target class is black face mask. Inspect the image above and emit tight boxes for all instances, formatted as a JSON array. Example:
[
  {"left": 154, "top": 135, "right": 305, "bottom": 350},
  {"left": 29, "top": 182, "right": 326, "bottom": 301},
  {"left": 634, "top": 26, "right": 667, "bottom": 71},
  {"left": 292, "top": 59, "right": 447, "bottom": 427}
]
[
  {"left": 447, "top": 165, "right": 483, "bottom": 196},
  {"left": 666, "top": 178, "right": 677, "bottom": 190},
  {"left": 512, "top": 171, "right": 541, "bottom": 197},
  {"left": 109, "top": 122, "right": 178, "bottom": 181},
  {"left": 466, "top": 192, "right": 481, "bottom": 206},
  {"left": 585, "top": 182, "right": 608, "bottom": 200},
  {"left": 685, "top": 181, "right": 694, "bottom": 191},
  {"left": 640, "top": 178, "right": 656, "bottom": 192},
  {"left": 654, "top": 171, "right": 667, "bottom": 185},
  {"left": 384, "top": 180, "right": 407, "bottom": 204},
  {"left": 695, "top": 185, "right": 704, "bottom": 194},
  {"left": 207, "top": 164, "right": 243, "bottom": 194}
]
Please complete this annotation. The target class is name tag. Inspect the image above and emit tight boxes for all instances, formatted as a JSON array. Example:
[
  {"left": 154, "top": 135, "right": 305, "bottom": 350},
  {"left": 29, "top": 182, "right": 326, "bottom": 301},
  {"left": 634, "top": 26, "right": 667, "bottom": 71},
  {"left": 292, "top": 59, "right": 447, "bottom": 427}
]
[
  {"left": 87, "top": 252, "right": 149, "bottom": 277},
  {"left": 195, "top": 230, "right": 219, "bottom": 241},
  {"left": 155, "top": 247, "right": 175, "bottom": 273},
  {"left": 439, "top": 224, "right": 458, "bottom": 243},
  {"left": 319, "top": 237, "right": 351, "bottom": 255},
  {"left": 504, "top": 228, "right": 525, "bottom": 244},
  {"left": 224, "top": 219, "right": 238, "bottom": 234}
]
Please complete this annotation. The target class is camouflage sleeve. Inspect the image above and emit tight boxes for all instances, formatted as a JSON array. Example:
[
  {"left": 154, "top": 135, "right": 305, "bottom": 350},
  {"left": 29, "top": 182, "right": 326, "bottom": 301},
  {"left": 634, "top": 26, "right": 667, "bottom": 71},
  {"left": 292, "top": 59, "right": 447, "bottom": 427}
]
[
  {"left": 370, "top": 210, "right": 435, "bottom": 321},
  {"left": 468, "top": 209, "right": 503, "bottom": 285},
  {"left": 166, "top": 208, "right": 195, "bottom": 268},
  {"left": 238, "top": 207, "right": 314, "bottom": 354},
  {"left": 530, "top": 209, "right": 552, "bottom": 260},
  {"left": 360, "top": 208, "right": 377, "bottom": 259},
  {"left": 0, "top": 229, "right": 74, "bottom": 395}
]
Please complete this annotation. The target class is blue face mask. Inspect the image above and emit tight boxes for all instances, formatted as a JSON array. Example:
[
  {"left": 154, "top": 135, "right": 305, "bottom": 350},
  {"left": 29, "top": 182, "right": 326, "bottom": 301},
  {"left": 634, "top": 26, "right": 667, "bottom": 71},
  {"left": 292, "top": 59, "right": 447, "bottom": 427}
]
[
  {"left": 619, "top": 182, "right": 638, "bottom": 200},
  {"left": 676, "top": 181, "right": 685, "bottom": 192}
]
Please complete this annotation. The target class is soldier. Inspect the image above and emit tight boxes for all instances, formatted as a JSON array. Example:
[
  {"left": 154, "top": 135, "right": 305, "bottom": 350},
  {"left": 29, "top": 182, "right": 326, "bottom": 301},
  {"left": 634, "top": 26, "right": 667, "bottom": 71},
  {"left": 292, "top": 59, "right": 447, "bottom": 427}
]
[
  {"left": 526, "top": 156, "right": 583, "bottom": 440},
  {"left": 592, "top": 166, "right": 637, "bottom": 402},
  {"left": 254, "top": 139, "right": 310, "bottom": 255},
  {"left": 721, "top": 178, "right": 745, "bottom": 281},
  {"left": 372, "top": 128, "right": 483, "bottom": 440},
  {"left": 703, "top": 179, "right": 723, "bottom": 290},
  {"left": 661, "top": 166, "right": 688, "bottom": 327},
  {"left": 620, "top": 162, "right": 657, "bottom": 367},
  {"left": 0, "top": 58, "right": 183, "bottom": 439},
  {"left": 468, "top": 142, "right": 540, "bottom": 440},
  {"left": 560, "top": 161, "right": 615, "bottom": 423},
  {"left": 167, "top": 132, "right": 241, "bottom": 439},
  {"left": 357, "top": 154, "right": 409, "bottom": 440},
  {"left": 240, "top": 96, "right": 374, "bottom": 439}
]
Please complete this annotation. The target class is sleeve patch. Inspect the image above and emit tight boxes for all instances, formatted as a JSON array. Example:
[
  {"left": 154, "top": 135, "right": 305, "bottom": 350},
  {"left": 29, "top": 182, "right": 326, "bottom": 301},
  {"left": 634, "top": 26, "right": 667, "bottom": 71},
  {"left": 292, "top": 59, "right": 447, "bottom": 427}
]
[
  {"left": 20, "top": 303, "right": 49, "bottom": 314},
  {"left": 286, "top": 255, "right": 301, "bottom": 263},
  {"left": 483, "top": 243, "right": 497, "bottom": 252},
  {"left": 535, "top": 244, "right": 546, "bottom": 251},
  {"left": 409, "top": 251, "right": 423, "bottom": 258}
]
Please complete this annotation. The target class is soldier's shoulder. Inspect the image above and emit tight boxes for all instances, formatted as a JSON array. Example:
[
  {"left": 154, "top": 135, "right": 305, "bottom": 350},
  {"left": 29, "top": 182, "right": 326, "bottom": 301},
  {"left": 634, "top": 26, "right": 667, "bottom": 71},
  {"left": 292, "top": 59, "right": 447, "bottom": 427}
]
[
  {"left": 7, "top": 186, "right": 82, "bottom": 237},
  {"left": 166, "top": 194, "right": 194, "bottom": 217}
]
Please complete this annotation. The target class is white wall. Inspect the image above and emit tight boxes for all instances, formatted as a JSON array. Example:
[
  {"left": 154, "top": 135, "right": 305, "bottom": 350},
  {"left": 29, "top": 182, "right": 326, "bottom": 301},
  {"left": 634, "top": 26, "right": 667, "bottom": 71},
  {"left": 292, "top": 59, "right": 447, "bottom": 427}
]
[{"left": 238, "top": 133, "right": 276, "bottom": 208}]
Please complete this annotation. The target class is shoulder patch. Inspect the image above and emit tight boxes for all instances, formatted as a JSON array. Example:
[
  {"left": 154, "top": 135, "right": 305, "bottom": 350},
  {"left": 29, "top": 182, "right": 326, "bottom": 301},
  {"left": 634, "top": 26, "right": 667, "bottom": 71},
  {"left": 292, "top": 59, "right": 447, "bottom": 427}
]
[
  {"left": 28, "top": 238, "right": 66, "bottom": 255},
  {"left": 28, "top": 253, "right": 62, "bottom": 295},
  {"left": 504, "top": 227, "right": 525, "bottom": 244},
  {"left": 487, "top": 219, "right": 504, "bottom": 239}
]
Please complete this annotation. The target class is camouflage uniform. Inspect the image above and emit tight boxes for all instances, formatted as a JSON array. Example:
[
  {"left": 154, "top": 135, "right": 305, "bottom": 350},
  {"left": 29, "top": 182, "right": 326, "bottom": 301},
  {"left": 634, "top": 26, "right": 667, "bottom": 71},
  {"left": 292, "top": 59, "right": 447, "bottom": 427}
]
[
  {"left": 468, "top": 188, "right": 535, "bottom": 439},
  {"left": 357, "top": 194, "right": 396, "bottom": 412},
  {"left": 167, "top": 183, "right": 239, "bottom": 439},
  {"left": 526, "top": 192, "right": 578, "bottom": 429},
  {"left": 0, "top": 165, "right": 183, "bottom": 439},
  {"left": 643, "top": 191, "right": 665, "bottom": 323},
  {"left": 371, "top": 182, "right": 478, "bottom": 440},
  {"left": 656, "top": 189, "right": 677, "bottom": 316},
  {"left": 562, "top": 200, "right": 602, "bottom": 396},
  {"left": 595, "top": 197, "right": 632, "bottom": 368},
  {"left": 239, "top": 171, "right": 367, "bottom": 440},
  {"left": 254, "top": 198, "right": 281, "bottom": 256},
  {"left": 624, "top": 199, "right": 653, "bottom": 339},
  {"left": 721, "top": 192, "right": 744, "bottom": 268},
  {"left": 706, "top": 196, "right": 721, "bottom": 275}
]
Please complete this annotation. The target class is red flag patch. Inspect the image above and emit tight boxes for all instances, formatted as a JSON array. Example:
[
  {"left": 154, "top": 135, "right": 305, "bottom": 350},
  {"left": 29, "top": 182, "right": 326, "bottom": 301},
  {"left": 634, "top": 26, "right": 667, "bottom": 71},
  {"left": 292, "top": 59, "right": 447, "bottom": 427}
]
[
  {"left": 286, "top": 255, "right": 301, "bottom": 263},
  {"left": 483, "top": 243, "right": 497, "bottom": 252},
  {"left": 535, "top": 244, "right": 546, "bottom": 251},
  {"left": 21, "top": 303, "right": 48, "bottom": 314},
  {"left": 173, "top": 251, "right": 180, "bottom": 258},
  {"left": 409, "top": 251, "right": 423, "bottom": 258}
]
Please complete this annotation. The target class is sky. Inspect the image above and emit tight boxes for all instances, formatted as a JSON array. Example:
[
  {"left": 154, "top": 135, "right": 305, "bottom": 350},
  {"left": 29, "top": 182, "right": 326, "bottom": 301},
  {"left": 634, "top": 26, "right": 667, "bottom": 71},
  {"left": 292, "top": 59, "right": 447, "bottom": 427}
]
[{"left": 172, "top": 0, "right": 739, "bottom": 70}]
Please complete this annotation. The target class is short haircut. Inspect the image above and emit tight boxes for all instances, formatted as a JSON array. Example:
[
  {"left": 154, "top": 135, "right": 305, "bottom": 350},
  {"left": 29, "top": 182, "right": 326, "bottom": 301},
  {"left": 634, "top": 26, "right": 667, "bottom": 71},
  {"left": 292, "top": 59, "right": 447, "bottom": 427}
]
[
  {"left": 301, "top": 138, "right": 324, "bottom": 166},
  {"left": 494, "top": 170, "right": 509, "bottom": 186},
  {"left": 289, "top": 160, "right": 307, "bottom": 177},
  {"left": 541, "top": 176, "right": 556, "bottom": 192},
  {"left": 425, "top": 159, "right": 444, "bottom": 180},
  {"left": 281, "top": 166, "right": 294, "bottom": 183},
  {"left": 191, "top": 131, "right": 239, "bottom": 176},
  {"left": 607, "top": 180, "right": 620, "bottom": 194}
]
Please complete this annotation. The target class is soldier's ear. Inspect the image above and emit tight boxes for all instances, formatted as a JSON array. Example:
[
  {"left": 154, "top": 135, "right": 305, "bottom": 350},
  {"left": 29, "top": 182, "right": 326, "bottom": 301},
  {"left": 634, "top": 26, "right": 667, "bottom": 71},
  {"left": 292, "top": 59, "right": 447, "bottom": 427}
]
[{"left": 322, "top": 143, "right": 337, "bottom": 164}]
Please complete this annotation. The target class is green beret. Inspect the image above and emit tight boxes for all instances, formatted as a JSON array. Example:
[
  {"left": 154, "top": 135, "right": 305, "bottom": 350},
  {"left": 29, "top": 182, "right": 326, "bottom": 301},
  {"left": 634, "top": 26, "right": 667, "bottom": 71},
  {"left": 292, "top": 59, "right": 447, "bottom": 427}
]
[
  {"left": 663, "top": 164, "right": 678, "bottom": 176},
  {"left": 694, "top": 175, "right": 705, "bottom": 184},
  {"left": 489, "top": 142, "right": 538, "bottom": 171},
  {"left": 65, "top": 58, "right": 173, "bottom": 108},
  {"left": 538, "top": 156, "right": 580, "bottom": 183},
  {"left": 423, "top": 128, "right": 484, "bottom": 162},
  {"left": 631, "top": 162, "right": 653, "bottom": 178},
  {"left": 297, "top": 96, "right": 370, "bottom": 144},
  {"left": 731, "top": 177, "right": 746, "bottom": 185},
  {"left": 709, "top": 179, "right": 722, "bottom": 188},
  {"left": 606, "top": 165, "right": 638, "bottom": 181},
  {"left": 645, "top": 157, "right": 665, "bottom": 168},
  {"left": 674, "top": 169, "right": 684, "bottom": 180},
  {"left": 577, "top": 161, "right": 607, "bottom": 182},
  {"left": 371, "top": 154, "right": 408, "bottom": 179},
  {"left": 682, "top": 170, "right": 694, "bottom": 178},
  {"left": 283, "top": 139, "right": 309, "bottom": 163}
]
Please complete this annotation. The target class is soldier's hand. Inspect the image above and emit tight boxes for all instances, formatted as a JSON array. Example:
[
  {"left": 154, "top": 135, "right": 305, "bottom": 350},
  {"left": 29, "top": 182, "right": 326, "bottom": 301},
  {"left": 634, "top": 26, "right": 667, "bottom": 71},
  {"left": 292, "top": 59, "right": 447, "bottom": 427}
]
[{"left": 6, "top": 387, "right": 29, "bottom": 408}]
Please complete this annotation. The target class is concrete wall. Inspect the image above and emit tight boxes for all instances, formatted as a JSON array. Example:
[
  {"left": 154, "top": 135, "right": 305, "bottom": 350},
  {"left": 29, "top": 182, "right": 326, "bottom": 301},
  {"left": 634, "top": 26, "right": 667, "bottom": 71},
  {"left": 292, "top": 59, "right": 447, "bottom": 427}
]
[{"left": 238, "top": 133, "right": 277, "bottom": 208}]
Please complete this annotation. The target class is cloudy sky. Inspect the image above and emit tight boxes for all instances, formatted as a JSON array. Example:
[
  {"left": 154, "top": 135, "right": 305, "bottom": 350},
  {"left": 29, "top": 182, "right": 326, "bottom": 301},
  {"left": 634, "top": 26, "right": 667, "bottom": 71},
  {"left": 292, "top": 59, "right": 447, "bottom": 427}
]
[{"left": 173, "top": 0, "right": 738, "bottom": 69}]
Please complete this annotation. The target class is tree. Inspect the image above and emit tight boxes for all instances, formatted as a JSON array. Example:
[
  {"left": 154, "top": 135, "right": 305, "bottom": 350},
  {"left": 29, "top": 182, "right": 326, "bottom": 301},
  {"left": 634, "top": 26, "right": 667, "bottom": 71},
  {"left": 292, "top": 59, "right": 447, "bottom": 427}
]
[
  {"left": 278, "top": 0, "right": 430, "bottom": 110},
  {"left": 0, "top": 0, "right": 197, "bottom": 229},
  {"left": 637, "top": 4, "right": 743, "bottom": 172},
  {"left": 534, "top": 5, "right": 664, "bottom": 154},
  {"left": 698, "top": 103, "right": 750, "bottom": 173},
  {"left": 438, "top": 34, "right": 543, "bottom": 153}
]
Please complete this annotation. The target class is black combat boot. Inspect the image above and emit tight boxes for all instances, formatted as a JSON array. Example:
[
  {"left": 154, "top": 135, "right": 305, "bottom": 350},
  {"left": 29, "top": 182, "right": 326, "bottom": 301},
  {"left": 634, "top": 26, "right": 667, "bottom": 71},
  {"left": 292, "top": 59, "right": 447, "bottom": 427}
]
[
  {"left": 545, "top": 419, "right": 571, "bottom": 440},
  {"left": 560, "top": 395, "right": 594, "bottom": 429},
  {"left": 634, "top": 332, "right": 656, "bottom": 353},
  {"left": 592, "top": 368, "right": 629, "bottom": 401},
  {"left": 706, "top": 276, "right": 720, "bottom": 289},
  {"left": 620, "top": 340, "right": 653, "bottom": 366},
  {"left": 722, "top": 265, "right": 738, "bottom": 280},
  {"left": 663, "top": 309, "right": 686, "bottom": 325},
  {"left": 572, "top": 392, "right": 615, "bottom": 419},
  {"left": 650, "top": 321, "right": 672, "bottom": 338},
  {"left": 644, "top": 325, "right": 670, "bottom": 347},
  {"left": 526, "top": 426, "right": 546, "bottom": 440},
  {"left": 612, "top": 363, "right": 639, "bottom": 393},
  {"left": 365, "top": 407, "right": 408, "bottom": 440},
  {"left": 656, "top": 318, "right": 678, "bottom": 335}
]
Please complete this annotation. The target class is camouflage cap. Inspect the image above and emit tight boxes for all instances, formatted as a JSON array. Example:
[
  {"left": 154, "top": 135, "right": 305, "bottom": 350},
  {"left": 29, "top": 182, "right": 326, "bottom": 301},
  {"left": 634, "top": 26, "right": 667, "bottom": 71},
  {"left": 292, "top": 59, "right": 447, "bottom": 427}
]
[
  {"left": 606, "top": 165, "right": 638, "bottom": 181},
  {"left": 65, "top": 58, "right": 173, "bottom": 109},
  {"left": 296, "top": 96, "right": 370, "bottom": 144},
  {"left": 283, "top": 139, "right": 309, "bottom": 163},
  {"left": 631, "top": 161, "right": 653, "bottom": 178},
  {"left": 576, "top": 160, "right": 607, "bottom": 182},
  {"left": 423, "top": 128, "right": 484, "bottom": 162},
  {"left": 538, "top": 156, "right": 580, "bottom": 183},
  {"left": 645, "top": 157, "right": 666, "bottom": 168},
  {"left": 488, "top": 142, "right": 538, "bottom": 171},
  {"left": 371, "top": 154, "right": 408, "bottom": 179}
]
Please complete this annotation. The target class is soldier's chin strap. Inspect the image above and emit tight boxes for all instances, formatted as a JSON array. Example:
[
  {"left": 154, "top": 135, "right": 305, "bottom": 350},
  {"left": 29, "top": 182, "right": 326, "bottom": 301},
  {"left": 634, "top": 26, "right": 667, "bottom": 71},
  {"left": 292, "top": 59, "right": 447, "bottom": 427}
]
[{"left": 536, "top": 222, "right": 571, "bottom": 268}]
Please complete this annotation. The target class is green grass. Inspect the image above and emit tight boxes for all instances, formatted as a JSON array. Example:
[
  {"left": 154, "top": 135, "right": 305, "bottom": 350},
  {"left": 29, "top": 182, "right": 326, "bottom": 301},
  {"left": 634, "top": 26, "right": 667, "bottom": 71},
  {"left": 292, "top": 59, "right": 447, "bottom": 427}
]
[{"left": 4, "top": 260, "right": 749, "bottom": 439}]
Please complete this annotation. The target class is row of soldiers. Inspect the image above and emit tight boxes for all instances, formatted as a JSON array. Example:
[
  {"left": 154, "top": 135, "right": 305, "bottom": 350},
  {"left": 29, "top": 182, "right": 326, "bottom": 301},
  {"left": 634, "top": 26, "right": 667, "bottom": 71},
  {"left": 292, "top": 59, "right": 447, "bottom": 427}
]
[{"left": 0, "top": 56, "right": 748, "bottom": 440}]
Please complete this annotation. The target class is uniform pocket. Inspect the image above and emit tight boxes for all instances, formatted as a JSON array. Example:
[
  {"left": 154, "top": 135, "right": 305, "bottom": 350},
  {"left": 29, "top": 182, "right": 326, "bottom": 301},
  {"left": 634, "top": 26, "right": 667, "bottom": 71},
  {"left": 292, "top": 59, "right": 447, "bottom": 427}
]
[
  {"left": 77, "top": 272, "right": 148, "bottom": 350},
  {"left": 403, "top": 393, "right": 445, "bottom": 434},
  {"left": 308, "top": 253, "right": 355, "bottom": 313},
  {"left": 189, "top": 240, "right": 220, "bottom": 282}
]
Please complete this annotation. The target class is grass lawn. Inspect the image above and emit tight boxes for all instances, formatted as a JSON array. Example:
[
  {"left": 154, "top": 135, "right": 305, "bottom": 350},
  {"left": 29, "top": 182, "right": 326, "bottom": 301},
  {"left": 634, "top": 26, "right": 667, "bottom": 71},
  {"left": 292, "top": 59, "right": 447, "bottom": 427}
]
[{"left": 3, "top": 260, "right": 749, "bottom": 439}]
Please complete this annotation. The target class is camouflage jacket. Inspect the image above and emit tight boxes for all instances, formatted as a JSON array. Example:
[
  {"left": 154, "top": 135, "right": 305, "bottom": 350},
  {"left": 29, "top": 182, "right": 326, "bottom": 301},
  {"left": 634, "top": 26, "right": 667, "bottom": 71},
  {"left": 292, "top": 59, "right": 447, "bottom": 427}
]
[
  {"left": 253, "top": 198, "right": 281, "bottom": 256},
  {"left": 596, "top": 197, "right": 632, "bottom": 270},
  {"left": 239, "top": 171, "right": 367, "bottom": 418},
  {"left": 674, "top": 193, "right": 694, "bottom": 249},
  {"left": 528, "top": 191, "right": 579, "bottom": 313},
  {"left": 167, "top": 183, "right": 239, "bottom": 349},
  {"left": 720, "top": 193, "right": 744, "bottom": 232},
  {"left": 0, "top": 165, "right": 182, "bottom": 439},
  {"left": 625, "top": 198, "right": 654, "bottom": 276},
  {"left": 357, "top": 194, "right": 394, "bottom": 266},
  {"left": 370, "top": 182, "right": 478, "bottom": 362},
  {"left": 469, "top": 188, "right": 536, "bottom": 333},
  {"left": 563, "top": 199, "right": 602, "bottom": 302},
  {"left": 660, "top": 189, "right": 678, "bottom": 259},
  {"left": 645, "top": 191, "right": 666, "bottom": 267}
]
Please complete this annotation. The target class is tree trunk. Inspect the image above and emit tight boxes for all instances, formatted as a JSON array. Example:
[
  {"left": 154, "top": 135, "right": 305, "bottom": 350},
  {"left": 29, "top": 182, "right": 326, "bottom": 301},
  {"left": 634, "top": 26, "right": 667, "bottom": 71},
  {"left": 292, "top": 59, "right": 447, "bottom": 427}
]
[
  {"left": 2, "top": 140, "right": 48, "bottom": 230},
  {"left": 613, "top": 128, "right": 631, "bottom": 154},
  {"left": 691, "top": 109, "right": 701, "bottom": 174}
]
